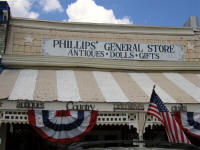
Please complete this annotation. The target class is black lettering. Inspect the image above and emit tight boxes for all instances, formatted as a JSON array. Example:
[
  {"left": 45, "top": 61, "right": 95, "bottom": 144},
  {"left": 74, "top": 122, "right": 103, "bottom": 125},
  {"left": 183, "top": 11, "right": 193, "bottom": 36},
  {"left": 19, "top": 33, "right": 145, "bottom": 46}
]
[
  {"left": 115, "top": 52, "right": 122, "bottom": 58},
  {"left": 90, "top": 105, "right": 95, "bottom": 110},
  {"left": 163, "top": 45, "right": 169, "bottom": 53},
  {"left": 79, "top": 105, "right": 83, "bottom": 110},
  {"left": 24, "top": 102, "right": 29, "bottom": 108},
  {"left": 104, "top": 43, "right": 110, "bottom": 50},
  {"left": 127, "top": 44, "right": 132, "bottom": 51},
  {"left": 170, "top": 45, "right": 175, "bottom": 53},
  {"left": 147, "top": 45, "right": 153, "bottom": 52},
  {"left": 133, "top": 44, "right": 138, "bottom": 51},
  {"left": 85, "top": 42, "right": 91, "bottom": 49},
  {"left": 74, "top": 49, "right": 79, "bottom": 56},
  {"left": 53, "top": 40, "right": 59, "bottom": 48},
  {"left": 139, "top": 53, "right": 146, "bottom": 59},
  {"left": 121, "top": 44, "right": 126, "bottom": 51},
  {"left": 84, "top": 105, "right": 88, "bottom": 110},
  {"left": 138, "top": 105, "right": 144, "bottom": 110},
  {"left": 138, "top": 44, "right": 143, "bottom": 52},
  {"left": 16, "top": 102, "right": 21, "bottom": 108},
  {"left": 153, "top": 53, "right": 159, "bottom": 59},
  {"left": 130, "top": 52, "right": 134, "bottom": 58},
  {"left": 183, "top": 106, "right": 187, "bottom": 111},
  {"left": 16, "top": 101, "right": 44, "bottom": 109},
  {"left": 110, "top": 43, "right": 115, "bottom": 51},
  {"left": 80, "top": 41, "right": 84, "bottom": 49},
  {"left": 73, "top": 105, "right": 78, "bottom": 110},
  {"left": 133, "top": 44, "right": 142, "bottom": 52},
  {"left": 40, "top": 103, "right": 44, "bottom": 109},
  {"left": 158, "top": 45, "right": 163, "bottom": 52},
  {"left": 66, "top": 40, "right": 71, "bottom": 48},
  {"left": 90, "top": 42, "right": 96, "bottom": 50},
  {"left": 68, "top": 49, "right": 73, "bottom": 56},
  {"left": 59, "top": 40, "right": 66, "bottom": 48},
  {"left": 66, "top": 102, "right": 73, "bottom": 110},
  {"left": 115, "top": 43, "right": 121, "bottom": 51},
  {"left": 30, "top": 102, "right": 34, "bottom": 108},
  {"left": 75, "top": 41, "right": 79, "bottom": 49}
]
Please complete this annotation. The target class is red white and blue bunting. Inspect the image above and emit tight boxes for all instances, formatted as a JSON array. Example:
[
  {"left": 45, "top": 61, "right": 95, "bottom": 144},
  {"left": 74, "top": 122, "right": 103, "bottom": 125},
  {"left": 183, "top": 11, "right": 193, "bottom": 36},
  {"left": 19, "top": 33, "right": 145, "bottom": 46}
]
[
  {"left": 28, "top": 110, "right": 98, "bottom": 144},
  {"left": 175, "top": 112, "right": 200, "bottom": 138}
]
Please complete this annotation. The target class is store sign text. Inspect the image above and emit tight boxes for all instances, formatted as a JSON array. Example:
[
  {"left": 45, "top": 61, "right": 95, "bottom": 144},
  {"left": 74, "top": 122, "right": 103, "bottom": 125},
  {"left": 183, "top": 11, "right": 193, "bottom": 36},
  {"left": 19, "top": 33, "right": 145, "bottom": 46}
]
[
  {"left": 171, "top": 105, "right": 187, "bottom": 112},
  {"left": 16, "top": 101, "right": 44, "bottom": 109},
  {"left": 114, "top": 103, "right": 144, "bottom": 111},
  {"left": 42, "top": 38, "right": 184, "bottom": 61},
  {"left": 66, "top": 102, "right": 95, "bottom": 111}
]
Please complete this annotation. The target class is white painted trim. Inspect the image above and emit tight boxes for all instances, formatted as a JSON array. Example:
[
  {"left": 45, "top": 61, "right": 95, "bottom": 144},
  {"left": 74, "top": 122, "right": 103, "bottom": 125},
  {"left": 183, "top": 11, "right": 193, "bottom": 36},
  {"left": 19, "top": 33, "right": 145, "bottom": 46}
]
[
  {"left": 3, "top": 55, "right": 200, "bottom": 71},
  {"left": 10, "top": 17, "right": 195, "bottom": 36}
]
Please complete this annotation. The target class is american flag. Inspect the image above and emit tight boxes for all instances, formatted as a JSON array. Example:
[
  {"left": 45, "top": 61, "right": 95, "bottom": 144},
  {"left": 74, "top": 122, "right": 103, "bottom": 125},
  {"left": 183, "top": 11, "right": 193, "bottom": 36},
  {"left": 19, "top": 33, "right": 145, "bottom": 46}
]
[{"left": 147, "top": 89, "right": 191, "bottom": 144}]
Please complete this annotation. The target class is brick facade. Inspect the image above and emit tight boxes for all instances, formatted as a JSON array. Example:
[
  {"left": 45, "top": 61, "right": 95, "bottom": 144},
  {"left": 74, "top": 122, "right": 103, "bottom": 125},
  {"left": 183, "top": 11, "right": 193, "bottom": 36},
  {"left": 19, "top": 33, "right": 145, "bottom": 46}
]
[{"left": 5, "top": 20, "right": 200, "bottom": 62}]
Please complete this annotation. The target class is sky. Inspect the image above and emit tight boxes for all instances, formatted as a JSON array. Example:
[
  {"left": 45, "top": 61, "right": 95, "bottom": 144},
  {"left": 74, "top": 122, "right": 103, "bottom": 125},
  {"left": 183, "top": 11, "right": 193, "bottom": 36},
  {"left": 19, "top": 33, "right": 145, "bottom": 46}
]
[{"left": 4, "top": 0, "right": 200, "bottom": 27}]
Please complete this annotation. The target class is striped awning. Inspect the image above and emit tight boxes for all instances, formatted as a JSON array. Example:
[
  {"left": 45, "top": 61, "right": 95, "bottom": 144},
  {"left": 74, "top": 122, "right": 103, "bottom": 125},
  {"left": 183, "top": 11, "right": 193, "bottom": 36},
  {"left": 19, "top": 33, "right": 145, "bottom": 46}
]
[{"left": 0, "top": 69, "right": 200, "bottom": 103}]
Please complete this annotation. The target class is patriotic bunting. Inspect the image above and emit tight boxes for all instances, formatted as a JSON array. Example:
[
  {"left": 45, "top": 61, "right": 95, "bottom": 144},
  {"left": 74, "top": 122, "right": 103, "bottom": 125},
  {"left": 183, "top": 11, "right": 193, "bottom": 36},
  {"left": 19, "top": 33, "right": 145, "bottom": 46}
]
[
  {"left": 0, "top": 58, "right": 3, "bottom": 73},
  {"left": 175, "top": 112, "right": 200, "bottom": 139},
  {"left": 28, "top": 110, "right": 98, "bottom": 144}
]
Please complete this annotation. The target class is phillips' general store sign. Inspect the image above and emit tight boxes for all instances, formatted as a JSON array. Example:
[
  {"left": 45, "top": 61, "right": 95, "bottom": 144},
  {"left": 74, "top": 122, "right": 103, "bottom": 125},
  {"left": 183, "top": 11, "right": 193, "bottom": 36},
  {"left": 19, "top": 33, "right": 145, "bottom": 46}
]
[{"left": 42, "top": 38, "right": 184, "bottom": 61}]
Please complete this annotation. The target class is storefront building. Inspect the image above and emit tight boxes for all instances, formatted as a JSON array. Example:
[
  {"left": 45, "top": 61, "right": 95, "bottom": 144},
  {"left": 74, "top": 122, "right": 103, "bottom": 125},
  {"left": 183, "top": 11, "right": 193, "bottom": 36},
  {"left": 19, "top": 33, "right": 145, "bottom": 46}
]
[{"left": 0, "top": 2, "right": 200, "bottom": 149}]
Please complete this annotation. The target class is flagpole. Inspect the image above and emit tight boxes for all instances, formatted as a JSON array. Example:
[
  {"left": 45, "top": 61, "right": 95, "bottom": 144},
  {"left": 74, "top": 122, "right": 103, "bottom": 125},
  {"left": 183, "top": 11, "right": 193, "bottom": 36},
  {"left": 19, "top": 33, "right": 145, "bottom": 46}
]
[
  {"left": 141, "top": 85, "right": 156, "bottom": 137},
  {"left": 153, "top": 84, "right": 156, "bottom": 91}
]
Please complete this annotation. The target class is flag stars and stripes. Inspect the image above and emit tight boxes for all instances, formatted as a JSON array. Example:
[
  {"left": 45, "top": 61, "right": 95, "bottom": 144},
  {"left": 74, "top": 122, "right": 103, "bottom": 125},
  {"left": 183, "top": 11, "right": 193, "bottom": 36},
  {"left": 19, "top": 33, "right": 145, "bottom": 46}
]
[{"left": 147, "top": 89, "right": 191, "bottom": 144}]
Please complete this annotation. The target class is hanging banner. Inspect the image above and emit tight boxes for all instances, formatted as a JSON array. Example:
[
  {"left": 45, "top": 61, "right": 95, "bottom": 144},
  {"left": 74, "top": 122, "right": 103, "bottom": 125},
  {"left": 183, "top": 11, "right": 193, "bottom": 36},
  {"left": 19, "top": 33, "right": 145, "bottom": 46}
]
[
  {"left": 175, "top": 112, "right": 200, "bottom": 138},
  {"left": 42, "top": 38, "right": 185, "bottom": 61},
  {"left": 28, "top": 110, "right": 98, "bottom": 144}
]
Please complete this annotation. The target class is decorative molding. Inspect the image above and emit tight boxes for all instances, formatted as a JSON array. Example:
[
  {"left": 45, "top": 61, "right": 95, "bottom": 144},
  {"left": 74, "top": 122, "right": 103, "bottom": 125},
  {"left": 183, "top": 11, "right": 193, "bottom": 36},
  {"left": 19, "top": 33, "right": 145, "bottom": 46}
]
[
  {"left": 0, "top": 110, "right": 140, "bottom": 127},
  {"left": 144, "top": 115, "right": 162, "bottom": 131},
  {"left": 2, "top": 55, "right": 200, "bottom": 71},
  {"left": 10, "top": 17, "right": 195, "bottom": 36},
  {"left": 0, "top": 110, "right": 28, "bottom": 124},
  {"left": 97, "top": 112, "right": 137, "bottom": 127},
  {"left": 0, "top": 110, "right": 161, "bottom": 134}
]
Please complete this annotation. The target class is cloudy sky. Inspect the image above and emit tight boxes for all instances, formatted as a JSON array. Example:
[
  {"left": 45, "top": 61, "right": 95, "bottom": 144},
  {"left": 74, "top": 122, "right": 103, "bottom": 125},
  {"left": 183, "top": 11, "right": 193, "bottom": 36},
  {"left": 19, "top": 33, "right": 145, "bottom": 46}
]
[{"left": 5, "top": 0, "right": 200, "bottom": 26}]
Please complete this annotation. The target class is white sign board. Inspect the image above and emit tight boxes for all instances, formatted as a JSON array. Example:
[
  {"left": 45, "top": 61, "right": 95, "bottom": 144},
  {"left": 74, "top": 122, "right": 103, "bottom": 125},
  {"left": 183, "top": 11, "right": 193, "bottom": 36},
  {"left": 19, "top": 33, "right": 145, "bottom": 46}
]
[{"left": 42, "top": 38, "right": 184, "bottom": 61}]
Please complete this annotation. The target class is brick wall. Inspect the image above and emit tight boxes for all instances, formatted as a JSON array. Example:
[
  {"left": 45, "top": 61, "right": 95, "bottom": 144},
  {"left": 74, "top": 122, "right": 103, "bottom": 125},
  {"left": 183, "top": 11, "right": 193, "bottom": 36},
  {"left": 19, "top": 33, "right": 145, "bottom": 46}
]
[{"left": 5, "top": 23, "right": 200, "bottom": 62}]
